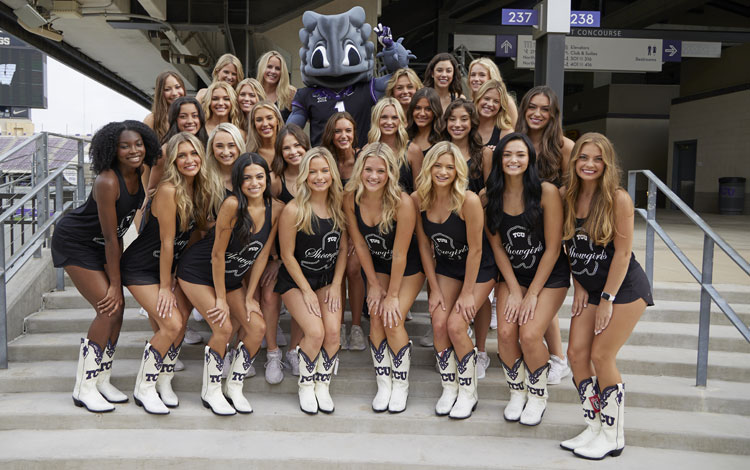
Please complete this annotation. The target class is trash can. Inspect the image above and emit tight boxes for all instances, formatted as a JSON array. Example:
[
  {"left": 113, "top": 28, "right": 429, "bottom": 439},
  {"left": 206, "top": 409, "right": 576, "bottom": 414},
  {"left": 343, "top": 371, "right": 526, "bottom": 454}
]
[{"left": 718, "top": 177, "right": 746, "bottom": 215}]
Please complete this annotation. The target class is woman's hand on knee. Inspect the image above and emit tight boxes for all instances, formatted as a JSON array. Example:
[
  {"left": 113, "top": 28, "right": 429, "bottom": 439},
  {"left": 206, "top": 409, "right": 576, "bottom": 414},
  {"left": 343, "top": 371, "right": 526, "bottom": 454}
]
[
  {"left": 572, "top": 285, "right": 588, "bottom": 317},
  {"left": 504, "top": 286, "right": 523, "bottom": 323},
  {"left": 324, "top": 284, "right": 342, "bottom": 314},
  {"left": 454, "top": 290, "right": 476, "bottom": 324},
  {"left": 428, "top": 289, "right": 446, "bottom": 317},
  {"left": 97, "top": 285, "right": 124, "bottom": 317},
  {"left": 518, "top": 292, "right": 538, "bottom": 326},
  {"left": 245, "top": 297, "right": 262, "bottom": 322},
  {"left": 260, "top": 260, "right": 281, "bottom": 287},
  {"left": 156, "top": 287, "right": 177, "bottom": 319},
  {"left": 381, "top": 294, "right": 402, "bottom": 329},
  {"left": 366, "top": 281, "right": 386, "bottom": 316},
  {"left": 302, "top": 288, "right": 322, "bottom": 317},
  {"left": 594, "top": 301, "right": 613, "bottom": 335},
  {"left": 207, "top": 297, "right": 230, "bottom": 327}
]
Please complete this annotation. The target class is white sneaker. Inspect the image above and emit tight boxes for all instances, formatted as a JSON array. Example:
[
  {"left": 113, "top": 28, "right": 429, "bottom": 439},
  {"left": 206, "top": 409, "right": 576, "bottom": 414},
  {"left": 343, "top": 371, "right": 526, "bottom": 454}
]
[
  {"left": 264, "top": 349, "right": 285, "bottom": 384},
  {"left": 137, "top": 307, "right": 148, "bottom": 318},
  {"left": 174, "top": 358, "right": 185, "bottom": 372},
  {"left": 419, "top": 328, "right": 434, "bottom": 347},
  {"left": 183, "top": 327, "right": 203, "bottom": 345},
  {"left": 548, "top": 354, "right": 571, "bottom": 385},
  {"left": 405, "top": 310, "right": 413, "bottom": 321},
  {"left": 192, "top": 308, "right": 204, "bottom": 322},
  {"left": 285, "top": 349, "right": 300, "bottom": 376},
  {"left": 490, "top": 299, "right": 498, "bottom": 330},
  {"left": 476, "top": 350, "right": 490, "bottom": 379},
  {"left": 349, "top": 325, "right": 366, "bottom": 351},
  {"left": 340, "top": 325, "right": 349, "bottom": 350}
]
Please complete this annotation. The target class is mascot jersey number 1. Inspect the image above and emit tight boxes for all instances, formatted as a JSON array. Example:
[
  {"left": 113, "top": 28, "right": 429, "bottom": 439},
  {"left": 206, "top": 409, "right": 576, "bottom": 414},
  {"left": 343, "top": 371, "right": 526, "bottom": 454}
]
[{"left": 287, "top": 6, "right": 413, "bottom": 146}]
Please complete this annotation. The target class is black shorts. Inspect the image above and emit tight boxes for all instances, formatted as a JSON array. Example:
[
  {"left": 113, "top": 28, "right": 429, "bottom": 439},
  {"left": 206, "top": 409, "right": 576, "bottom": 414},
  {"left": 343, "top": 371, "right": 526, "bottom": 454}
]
[
  {"left": 586, "top": 265, "right": 654, "bottom": 306},
  {"left": 274, "top": 265, "right": 335, "bottom": 295},
  {"left": 51, "top": 235, "right": 106, "bottom": 271},
  {"left": 121, "top": 270, "right": 160, "bottom": 286},
  {"left": 371, "top": 246, "right": 424, "bottom": 277},
  {"left": 517, "top": 261, "right": 571, "bottom": 290},
  {"left": 436, "top": 261, "right": 498, "bottom": 284}
]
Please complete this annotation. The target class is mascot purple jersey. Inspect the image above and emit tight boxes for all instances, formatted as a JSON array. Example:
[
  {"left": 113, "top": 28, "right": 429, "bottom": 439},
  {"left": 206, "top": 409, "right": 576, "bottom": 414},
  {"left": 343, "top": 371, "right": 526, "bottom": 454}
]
[{"left": 288, "top": 6, "right": 413, "bottom": 146}]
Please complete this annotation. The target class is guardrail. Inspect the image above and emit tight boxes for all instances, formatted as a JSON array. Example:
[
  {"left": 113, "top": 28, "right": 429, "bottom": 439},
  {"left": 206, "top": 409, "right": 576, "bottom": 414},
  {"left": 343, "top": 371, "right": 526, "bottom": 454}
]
[
  {"left": 628, "top": 169, "right": 750, "bottom": 387},
  {"left": 0, "top": 132, "right": 89, "bottom": 369}
]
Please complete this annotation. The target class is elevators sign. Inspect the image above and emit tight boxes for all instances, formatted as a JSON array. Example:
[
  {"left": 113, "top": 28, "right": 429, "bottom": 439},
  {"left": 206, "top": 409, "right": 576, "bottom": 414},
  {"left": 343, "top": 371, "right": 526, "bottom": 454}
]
[{"left": 516, "top": 35, "right": 663, "bottom": 72}]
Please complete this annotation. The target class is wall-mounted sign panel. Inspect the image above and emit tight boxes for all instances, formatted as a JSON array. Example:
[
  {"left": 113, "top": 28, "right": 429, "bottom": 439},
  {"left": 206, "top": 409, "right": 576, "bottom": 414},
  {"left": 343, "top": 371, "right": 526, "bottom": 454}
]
[{"left": 0, "top": 29, "right": 47, "bottom": 109}]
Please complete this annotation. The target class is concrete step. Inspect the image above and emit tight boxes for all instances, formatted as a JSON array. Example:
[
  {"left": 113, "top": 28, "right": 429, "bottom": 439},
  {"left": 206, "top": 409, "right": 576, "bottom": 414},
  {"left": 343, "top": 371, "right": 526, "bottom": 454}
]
[
  {"left": 3, "top": 428, "right": 749, "bottom": 470},
  {"left": 7, "top": 331, "right": 750, "bottom": 382},
  {"left": 25, "top": 306, "right": 750, "bottom": 353},
  {"left": 0, "top": 392, "right": 748, "bottom": 456},
  {"left": 1, "top": 360, "right": 748, "bottom": 416},
  {"left": 651, "top": 282, "right": 750, "bottom": 304}
]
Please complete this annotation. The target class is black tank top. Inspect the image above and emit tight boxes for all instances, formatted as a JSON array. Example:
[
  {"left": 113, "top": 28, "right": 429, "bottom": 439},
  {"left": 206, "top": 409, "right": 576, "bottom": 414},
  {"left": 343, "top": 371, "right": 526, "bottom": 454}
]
[
  {"left": 278, "top": 174, "right": 294, "bottom": 204},
  {"left": 355, "top": 203, "right": 396, "bottom": 264},
  {"left": 294, "top": 216, "right": 341, "bottom": 277},
  {"left": 499, "top": 212, "right": 567, "bottom": 287},
  {"left": 420, "top": 211, "right": 471, "bottom": 265},
  {"left": 398, "top": 158, "right": 414, "bottom": 194},
  {"left": 565, "top": 218, "right": 640, "bottom": 294},
  {"left": 121, "top": 201, "right": 195, "bottom": 275},
  {"left": 486, "top": 126, "right": 501, "bottom": 148},
  {"left": 54, "top": 166, "right": 143, "bottom": 246},
  {"left": 467, "top": 158, "right": 484, "bottom": 194}
]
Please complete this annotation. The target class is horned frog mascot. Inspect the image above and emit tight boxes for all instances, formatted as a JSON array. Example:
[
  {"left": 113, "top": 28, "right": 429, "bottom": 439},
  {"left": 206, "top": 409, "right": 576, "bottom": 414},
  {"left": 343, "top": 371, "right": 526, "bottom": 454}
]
[{"left": 288, "top": 6, "right": 414, "bottom": 146}]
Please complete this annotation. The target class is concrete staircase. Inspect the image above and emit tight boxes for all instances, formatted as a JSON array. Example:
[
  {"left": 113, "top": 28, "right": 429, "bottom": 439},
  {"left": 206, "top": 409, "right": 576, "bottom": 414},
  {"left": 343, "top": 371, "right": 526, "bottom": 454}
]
[{"left": 1, "top": 281, "right": 749, "bottom": 468}]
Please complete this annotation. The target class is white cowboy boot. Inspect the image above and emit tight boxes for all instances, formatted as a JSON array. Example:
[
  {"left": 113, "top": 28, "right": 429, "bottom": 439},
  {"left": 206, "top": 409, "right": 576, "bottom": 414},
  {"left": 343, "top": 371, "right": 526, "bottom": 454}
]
[
  {"left": 500, "top": 355, "right": 526, "bottom": 421},
  {"left": 96, "top": 340, "right": 128, "bottom": 403},
  {"left": 449, "top": 348, "right": 478, "bottom": 419},
  {"left": 520, "top": 361, "right": 550, "bottom": 426},
  {"left": 314, "top": 348, "right": 338, "bottom": 413},
  {"left": 201, "top": 346, "right": 236, "bottom": 416},
  {"left": 388, "top": 341, "right": 412, "bottom": 413},
  {"left": 574, "top": 383, "right": 625, "bottom": 460},
  {"left": 370, "top": 339, "right": 392, "bottom": 412},
  {"left": 435, "top": 346, "right": 458, "bottom": 416},
  {"left": 133, "top": 342, "right": 169, "bottom": 415},
  {"left": 222, "top": 342, "right": 255, "bottom": 414},
  {"left": 72, "top": 338, "right": 114, "bottom": 413},
  {"left": 155, "top": 342, "right": 181, "bottom": 408},
  {"left": 561, "top": 376, "right": 601, "bottom": 451},
  {"left": 297, "top": 346, "right": 318, "bottom": 414}
]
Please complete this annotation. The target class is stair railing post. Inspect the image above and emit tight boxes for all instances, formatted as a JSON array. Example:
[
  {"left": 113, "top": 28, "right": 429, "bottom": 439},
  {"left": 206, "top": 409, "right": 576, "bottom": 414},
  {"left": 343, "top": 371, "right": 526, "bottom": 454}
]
[
  {"left": 55, "top": 173, "right": 65, "bottom": 291},
  {"left": 696, "top": 234, "right": 714, "bottom": 387},
  {"left": 646, "top": 178, "right": 656, "bottom": 291},
  {"left": 0, "top": 227, "right": 7, "bottom": 369},
  {"left": 77, "top": 139, "right": 86, "bottom": 207}
]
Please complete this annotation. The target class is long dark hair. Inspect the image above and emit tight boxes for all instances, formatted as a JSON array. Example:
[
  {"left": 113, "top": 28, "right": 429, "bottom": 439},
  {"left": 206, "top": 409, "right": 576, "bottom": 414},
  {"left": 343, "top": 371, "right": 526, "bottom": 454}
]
[
  {"left": 162, "top": 97, "right": 208, "bottom": 146},
  {"left": 441, "top": 98, "right": 484, "bottom": 181},
  {"left": 515, "top": 86, "right": 564, "bottom": 183},
  {"left": 230, "top": 153, "right": 272, "bottom": 245},
  {"left": 406, "top": 87, "right": 442, "bottom": 145},
  {"left": 485, "top": 133, "right": 543, "bottom": 236},
  {"left": 423, "top": 52, "right": 463, "bottom": 98},
  {"left": 321, "top": 111, "right": 358, "bottom": 160},
  {"left": 272, "top": 124, "right": 310, "bottom": 175}
]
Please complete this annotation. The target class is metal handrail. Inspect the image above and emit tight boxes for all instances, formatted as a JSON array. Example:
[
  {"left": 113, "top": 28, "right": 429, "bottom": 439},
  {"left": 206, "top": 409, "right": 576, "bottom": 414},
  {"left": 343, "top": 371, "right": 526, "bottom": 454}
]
[
  {"left": 0, "top": 132, "right": 89, "bottom": 369},
  {"left": 628, "top": 169, "right": 750, "bottom": 387}
]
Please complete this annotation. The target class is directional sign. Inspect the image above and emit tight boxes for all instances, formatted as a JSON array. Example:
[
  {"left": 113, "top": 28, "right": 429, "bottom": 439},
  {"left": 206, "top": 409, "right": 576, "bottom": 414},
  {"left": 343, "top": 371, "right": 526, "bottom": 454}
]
[
  {"left": 502, "top": 9, "right": 538, "bottom": 26},
  {"left": 662, "top": 39, "right": 682, "bottom": 62},
  {"left": 516, "top": 35, "right": 663, "bottom": 72},
  {"left": 570, "top": 11, "right": 601, "bottom": 28},
  {"left": 495, "top": 35, "right": 517, "bottom": 58}
]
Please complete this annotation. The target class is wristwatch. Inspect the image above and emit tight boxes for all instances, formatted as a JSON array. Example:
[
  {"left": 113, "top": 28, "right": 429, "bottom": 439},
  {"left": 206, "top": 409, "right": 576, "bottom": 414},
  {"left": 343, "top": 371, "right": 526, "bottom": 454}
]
[{"left": 600, "top": 291, "right": 616, "bottom": 302}]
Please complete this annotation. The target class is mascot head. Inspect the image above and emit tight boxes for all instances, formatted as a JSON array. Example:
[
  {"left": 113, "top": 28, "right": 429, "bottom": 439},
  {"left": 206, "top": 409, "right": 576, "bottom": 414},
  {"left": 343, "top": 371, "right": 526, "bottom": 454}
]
[{"left": 299, "top": 6, "right": 375, "bottom": 89}]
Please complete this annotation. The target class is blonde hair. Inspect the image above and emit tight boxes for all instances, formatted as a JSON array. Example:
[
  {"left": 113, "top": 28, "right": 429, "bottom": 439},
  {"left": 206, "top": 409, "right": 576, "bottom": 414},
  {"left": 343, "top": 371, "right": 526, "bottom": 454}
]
[
  {"left": 474, "top": 79, "right": 513, "bottom": 130},
  {"left": 563, "top": 132, "right": 623, "bottom": 245},
  {"left": 205, "top": 122, "right": 246, "bottom": 208},
  {"left": 416, "top": 141, "right": 467, "bottom": 213},
  {"left": 468, "top": 58, "right": 503, "bottom": 100},
  {"left": 256, "top": 50, "right": 296, "bottom": 112},
  {"left": 245, "top": 100, "right": 283, "bottom": 152},
  {"left": 235, "top": 78, "right": 267, "bottom": 130},
  {"left": 212, "top": 53, "right": 245, "bottom": 83},
  {"left": 367, "top": 97, "right": 410, "bottom": 169},
  {"left": 294, "top": 147, "right": 346, "bottom": 235},
  {"left": 345, "top": 142, "right": 402, "bottom": 234},
  {"left": 385, "top": 68, "right": 423, "bottom": 99},
  {"left": 202, "top": 81, "right": 243, "bottom": 130},
  {"left": 159, "top": 132, "right": 224, "bottom": 231}
]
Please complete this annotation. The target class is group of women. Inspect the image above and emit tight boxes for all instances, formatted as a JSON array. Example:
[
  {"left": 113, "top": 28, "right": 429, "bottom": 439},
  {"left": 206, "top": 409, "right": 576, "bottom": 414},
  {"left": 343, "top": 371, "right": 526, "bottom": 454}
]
[{"left": 52, "top": 49, "right": 652, "bottom": 461}]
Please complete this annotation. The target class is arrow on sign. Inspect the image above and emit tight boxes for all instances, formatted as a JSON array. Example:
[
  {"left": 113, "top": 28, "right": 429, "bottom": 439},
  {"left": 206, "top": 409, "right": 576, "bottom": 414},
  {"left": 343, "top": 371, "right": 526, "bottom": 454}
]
[
  {"left": 665, "top": 45, "right": 678, "bottom": 57},
  {"left": 500, "top": 40, "right": 512, "bottom": 53}
]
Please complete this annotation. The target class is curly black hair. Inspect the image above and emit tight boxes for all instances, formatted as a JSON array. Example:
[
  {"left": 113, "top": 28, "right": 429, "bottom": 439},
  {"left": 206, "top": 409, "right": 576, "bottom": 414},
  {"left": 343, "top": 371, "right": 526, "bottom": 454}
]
[{"left": 90, "top": 120, "right": 160, "bottom": 174}]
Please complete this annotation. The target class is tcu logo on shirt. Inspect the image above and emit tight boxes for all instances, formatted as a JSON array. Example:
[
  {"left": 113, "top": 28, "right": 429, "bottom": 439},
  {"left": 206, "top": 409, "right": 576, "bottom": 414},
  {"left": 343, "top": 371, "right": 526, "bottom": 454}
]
[
  {"left": 568, "top": 228, "right": 607, "bottom": 276},
  {"left": 431, "top": 232, "right": 468, "bottom": 260},
  {"left": 503, "top": 225, "right": 543, "bottom": 269},
  {"left": 365, "top": 233, "right": 392, "bottom": 260},
  {"left": 93, "top": 209, "right": 137, "bottom": 245},
  {"left": 301, "top": 230, "right": 341, "bottom": 271}
]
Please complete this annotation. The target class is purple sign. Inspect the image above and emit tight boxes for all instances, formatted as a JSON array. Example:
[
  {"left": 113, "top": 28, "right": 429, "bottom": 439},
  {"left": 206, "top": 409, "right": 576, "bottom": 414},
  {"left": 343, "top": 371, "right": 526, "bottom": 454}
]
[
  {"left": 663, "top": 39, "right": 682, "bottom": 62},
  {"left": 501, "top": 9, "right": 538, "bottom": 26},
  {"left": 570, "top": 11, "right": 601, "bottom": 28},
  {"left": 495, "top": 35, "right": 517, "bottom": 58}
]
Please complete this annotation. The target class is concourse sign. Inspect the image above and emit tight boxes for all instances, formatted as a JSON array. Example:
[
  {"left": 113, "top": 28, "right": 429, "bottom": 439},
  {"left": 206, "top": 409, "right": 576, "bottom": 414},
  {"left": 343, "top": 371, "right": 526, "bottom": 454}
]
[{"left": 516, "top": 35, "right": 664, "bottom": 72}]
